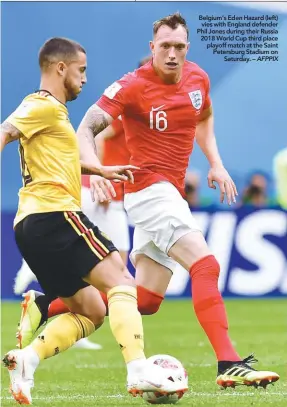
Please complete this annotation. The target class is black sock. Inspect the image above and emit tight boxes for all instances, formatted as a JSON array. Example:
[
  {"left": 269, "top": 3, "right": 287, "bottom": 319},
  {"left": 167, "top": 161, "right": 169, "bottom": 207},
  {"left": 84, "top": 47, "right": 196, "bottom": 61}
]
[{"left": 34, "top": 293, "right": 52, "bottom": 325}]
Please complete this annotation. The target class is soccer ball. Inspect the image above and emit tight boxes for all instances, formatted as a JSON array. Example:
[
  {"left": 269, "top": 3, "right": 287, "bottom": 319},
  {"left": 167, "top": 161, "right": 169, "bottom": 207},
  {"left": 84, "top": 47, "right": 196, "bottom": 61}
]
[{"left": 142, "top": 354, "right": 188, "bottom": 404}]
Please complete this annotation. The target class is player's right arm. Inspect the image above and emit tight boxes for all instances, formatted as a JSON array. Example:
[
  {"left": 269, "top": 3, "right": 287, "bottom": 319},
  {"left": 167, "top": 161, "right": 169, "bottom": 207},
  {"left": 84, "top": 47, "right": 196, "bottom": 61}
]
[
  {"left": 77, "top": 104, "right": 114, "bottom": 172},
  {"left": 0, "top": 122, "right": 23, "bottom": 152},
  {"left": 95, "top": 118, "right": 123, "bottom": 162},
  {"left": 77, "top": 77, "right": 137, "bottom": 182},
  {"left": 78, "top": 105, "right": 135, "bottom": 181},
  {"left": 77, "top": 77, "right": 129, "bottom": 162},
  {"left": 90, "top": 119, "right": 124, "bottom": 203}
]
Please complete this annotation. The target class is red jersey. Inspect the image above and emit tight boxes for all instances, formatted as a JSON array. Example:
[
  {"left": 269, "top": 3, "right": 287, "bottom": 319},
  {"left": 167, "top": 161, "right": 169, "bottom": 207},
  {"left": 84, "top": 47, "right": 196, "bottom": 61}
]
[
  {"left": 81, "top": 119, "right": 130, "bottom": 202},
  {"left": 97, "top": 60, "right": 211, "bottom": 196}
]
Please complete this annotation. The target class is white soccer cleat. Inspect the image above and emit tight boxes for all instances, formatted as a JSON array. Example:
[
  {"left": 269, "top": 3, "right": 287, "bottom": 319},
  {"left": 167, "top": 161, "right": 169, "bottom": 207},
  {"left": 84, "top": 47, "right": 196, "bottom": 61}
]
[
  {"left": 72, "top": 338, "right": 103, "bottom": 350},
  {"left": 2, "top": 349, "right": 35, "bottom": 405},
  {"left": 127, "top": 363, "right": 188, "bottom": 397},
  {"left": 14, "top": 261, "right": 38, "bottom": 295}
]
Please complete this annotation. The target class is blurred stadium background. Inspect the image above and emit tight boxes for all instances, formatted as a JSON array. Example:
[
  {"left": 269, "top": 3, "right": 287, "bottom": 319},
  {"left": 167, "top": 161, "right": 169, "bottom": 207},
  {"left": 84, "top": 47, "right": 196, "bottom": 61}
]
[{"left": 1, "top": 2, "right": 287, "bottom": 406}]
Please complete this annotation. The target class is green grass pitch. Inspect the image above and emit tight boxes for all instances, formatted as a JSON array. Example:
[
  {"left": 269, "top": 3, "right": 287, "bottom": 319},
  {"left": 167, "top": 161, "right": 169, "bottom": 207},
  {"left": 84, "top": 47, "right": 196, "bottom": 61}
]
[{"left": 1, "top": 299, "right": 286, "bottom": 406}]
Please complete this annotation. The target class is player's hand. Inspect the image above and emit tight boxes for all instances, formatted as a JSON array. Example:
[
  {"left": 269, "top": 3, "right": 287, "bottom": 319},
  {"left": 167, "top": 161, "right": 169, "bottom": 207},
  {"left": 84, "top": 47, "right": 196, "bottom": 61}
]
[
  {"left": 100, "top": 165, "right": 140, "bottom": 183},
  {"left": 90, "top": 175, "right": 116, "bottom": 203},
  {"left": 207, "top": 166, "right": 238, "bottom": 205}
]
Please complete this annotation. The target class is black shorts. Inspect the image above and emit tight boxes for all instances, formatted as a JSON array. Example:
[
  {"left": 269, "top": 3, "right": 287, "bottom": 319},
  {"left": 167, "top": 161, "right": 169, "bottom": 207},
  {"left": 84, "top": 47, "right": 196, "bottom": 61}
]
[{"left": 14, "top": 211, "right": 118, "bottom": 298}]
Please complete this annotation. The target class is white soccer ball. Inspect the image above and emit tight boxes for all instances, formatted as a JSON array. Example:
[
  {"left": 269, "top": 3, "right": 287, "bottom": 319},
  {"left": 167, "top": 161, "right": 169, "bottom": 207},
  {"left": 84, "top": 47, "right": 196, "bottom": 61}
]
[{"left": 142, "top": 354, "right": 188, "bottom": 405}]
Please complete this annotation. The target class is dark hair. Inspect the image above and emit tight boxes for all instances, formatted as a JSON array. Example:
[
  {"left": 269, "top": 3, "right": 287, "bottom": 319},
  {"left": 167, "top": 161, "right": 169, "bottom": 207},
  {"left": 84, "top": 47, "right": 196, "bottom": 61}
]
[
  {"left": 138, "top": 55, "right": 152, "bottom": 68},
  {"left": 153, "top": 12, "right": 189, "bottom": 39},
  {"left": 38, "top": 37, "right": 86, "bottom": 70}
]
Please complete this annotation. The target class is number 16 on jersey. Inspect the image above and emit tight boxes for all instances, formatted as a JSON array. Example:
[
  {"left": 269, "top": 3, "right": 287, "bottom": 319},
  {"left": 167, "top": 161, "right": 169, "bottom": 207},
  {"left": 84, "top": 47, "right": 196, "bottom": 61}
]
[{"left": 149, "top": 106, "right": 168, "bottom": 132}]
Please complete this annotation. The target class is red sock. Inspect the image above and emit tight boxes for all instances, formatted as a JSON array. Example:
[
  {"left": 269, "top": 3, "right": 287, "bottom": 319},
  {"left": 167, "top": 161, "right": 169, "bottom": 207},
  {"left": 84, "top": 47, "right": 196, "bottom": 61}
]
[
  {"left": 190, "top": 255, "right": 240, "bottom": 361},
  {"left": 47, "top": 286, "right": 164, "bottom": 318},
  {"left": 99, "top": 286, "right": 163, "bottom": 315},
  {"left": 137, "top": 285, "right": 164, "bottom": 315},
  {"left": 48, "top": 298, "right": 70, "bottom": 318}
]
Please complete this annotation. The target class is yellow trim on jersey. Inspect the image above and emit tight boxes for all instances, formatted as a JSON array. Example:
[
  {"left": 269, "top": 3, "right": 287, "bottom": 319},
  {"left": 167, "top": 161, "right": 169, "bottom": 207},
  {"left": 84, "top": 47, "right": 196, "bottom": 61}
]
[{"left": 63, "top": 212, "right": 104, "bottom": 260}]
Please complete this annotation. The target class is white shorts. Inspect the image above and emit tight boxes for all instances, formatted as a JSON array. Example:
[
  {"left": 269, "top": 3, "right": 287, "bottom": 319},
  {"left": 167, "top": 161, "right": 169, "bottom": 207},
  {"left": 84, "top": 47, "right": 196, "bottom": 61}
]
[
  {"left": 81, "top": 187, "right": 130, "bottom": 252},
  {"left": 124, "top": 182, "right": 202, "bottom": 272}
]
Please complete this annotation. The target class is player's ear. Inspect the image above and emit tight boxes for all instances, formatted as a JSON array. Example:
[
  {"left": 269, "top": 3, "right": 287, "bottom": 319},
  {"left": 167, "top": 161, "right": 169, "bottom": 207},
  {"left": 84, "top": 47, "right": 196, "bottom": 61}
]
[
  {"left": 56, "top": 61, "right": 67, "bottom": 76},
  {"left": 149, "top": 40, "right": 155, "bottom": 55},
  {"left": 186, "top": 42, "right": 190, "bottom": 52}
]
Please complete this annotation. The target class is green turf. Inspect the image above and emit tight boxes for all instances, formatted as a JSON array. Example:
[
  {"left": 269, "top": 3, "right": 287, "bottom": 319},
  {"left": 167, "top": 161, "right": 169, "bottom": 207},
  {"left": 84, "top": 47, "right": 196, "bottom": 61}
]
[{"left": 1, "top": 299, "right": 286, "bottom": 406}]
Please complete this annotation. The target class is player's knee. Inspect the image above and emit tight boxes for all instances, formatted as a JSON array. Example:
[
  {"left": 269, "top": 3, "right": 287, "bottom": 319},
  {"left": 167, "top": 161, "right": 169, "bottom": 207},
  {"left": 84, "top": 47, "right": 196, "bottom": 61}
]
[
  {"left": 108, "top": 265, "right": 135, "bottom": 290},
  {"left": 99, "top": 252, "right": 136, "bottom": 290},
  {"left": 137, "top": 286, "right": 164, "bottom": 315}
]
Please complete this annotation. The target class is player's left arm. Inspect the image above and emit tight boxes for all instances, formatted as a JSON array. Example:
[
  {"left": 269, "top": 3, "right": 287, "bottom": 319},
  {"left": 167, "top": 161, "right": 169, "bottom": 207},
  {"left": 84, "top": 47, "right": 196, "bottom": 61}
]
[
  {"left": 0, "top": 121, "right": 23, "bottom": 152},
  {"left": 196, "top": 109, "right": 222, "bottom": 168},
  {"left": 196, "top": 111, "right": 238, "bottom": 205}
]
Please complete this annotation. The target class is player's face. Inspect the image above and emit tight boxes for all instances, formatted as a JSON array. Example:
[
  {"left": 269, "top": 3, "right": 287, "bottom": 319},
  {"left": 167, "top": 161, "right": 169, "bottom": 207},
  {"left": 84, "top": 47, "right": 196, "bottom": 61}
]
[
  {"left": 64, "top": 51, "right": 87, "bottom": 101},
  {"left": 150, "top": 25, "right": 189, "bottom": 83}
]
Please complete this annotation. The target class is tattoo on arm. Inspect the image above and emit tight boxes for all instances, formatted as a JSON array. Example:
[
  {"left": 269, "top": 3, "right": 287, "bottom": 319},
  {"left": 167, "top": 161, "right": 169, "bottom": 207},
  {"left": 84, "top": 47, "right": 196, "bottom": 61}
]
[
  {"left": 1, "top": 121, "right": 24, "bottom": 143},
  {"left": 77, "top": 105, "right": 113, "bottom": 155}
]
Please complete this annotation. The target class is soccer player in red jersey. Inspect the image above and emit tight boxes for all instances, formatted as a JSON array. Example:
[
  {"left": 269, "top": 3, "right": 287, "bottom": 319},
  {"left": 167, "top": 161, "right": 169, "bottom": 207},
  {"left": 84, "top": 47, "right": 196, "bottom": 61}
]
[{"left": 76, "top": 13, "right": 279, "bottom": 388}]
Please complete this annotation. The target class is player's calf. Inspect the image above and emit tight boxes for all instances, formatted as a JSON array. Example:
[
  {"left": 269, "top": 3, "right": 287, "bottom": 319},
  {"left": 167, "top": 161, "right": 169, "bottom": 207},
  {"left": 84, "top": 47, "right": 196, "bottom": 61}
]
[
  {"left": 59, "top": 285, "right": 106, "bottom": 328},
  {"left": 84, "top": 252, "right": 148, "bottom": 386}
]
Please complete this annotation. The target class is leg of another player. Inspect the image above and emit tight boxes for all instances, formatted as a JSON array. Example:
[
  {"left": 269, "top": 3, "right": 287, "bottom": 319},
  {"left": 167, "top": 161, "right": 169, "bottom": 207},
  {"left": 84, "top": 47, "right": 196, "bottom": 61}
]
[
  {"left": 3, "top": 286, "right": 106, "bottom": 405},
  {"left": 81, "top": 251, "right": 179, "bottom": 394},
  {"left": 167, "top": 231, "right": 279, "bottom": 388},
  {"left": 94, "top": 254, "right": 168, "bottom": 316},
  {"left": 82, "top": 252, "right": 146, "bottom": 374},
  {"left": 63, "top": 287, "right": 103, "bottom": 350},
  {"left": 33, "top": 285, "right": 105, "bottom": 354},
  {"left": 16, "top": 290, "right": 102, "bottom": 351},
  {"left": 14, "top": 259, "right": 38, "bottom": 295},
  {"left": 168, "top": 230, "right": 240, "bottom": 362},
  {"left": 17, "top": 255, "right": 165, "bottom": 350},
  {"left": 134, "top": 254, "right": 168, "bottom": 314}
]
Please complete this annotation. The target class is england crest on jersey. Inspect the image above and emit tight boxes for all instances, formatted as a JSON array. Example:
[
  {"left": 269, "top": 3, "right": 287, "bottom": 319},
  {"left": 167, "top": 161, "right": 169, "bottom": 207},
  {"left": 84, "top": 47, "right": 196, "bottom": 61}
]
[{"left": 188, "top": 90, "right": 202, "bottom": 110}]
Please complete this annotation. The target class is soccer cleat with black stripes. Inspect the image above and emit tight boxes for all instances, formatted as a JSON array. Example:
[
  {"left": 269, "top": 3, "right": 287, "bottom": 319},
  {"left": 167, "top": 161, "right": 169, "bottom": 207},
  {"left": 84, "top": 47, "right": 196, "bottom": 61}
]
[{"left": 216, "top": 354, "right": 279, "bottom": 389}]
